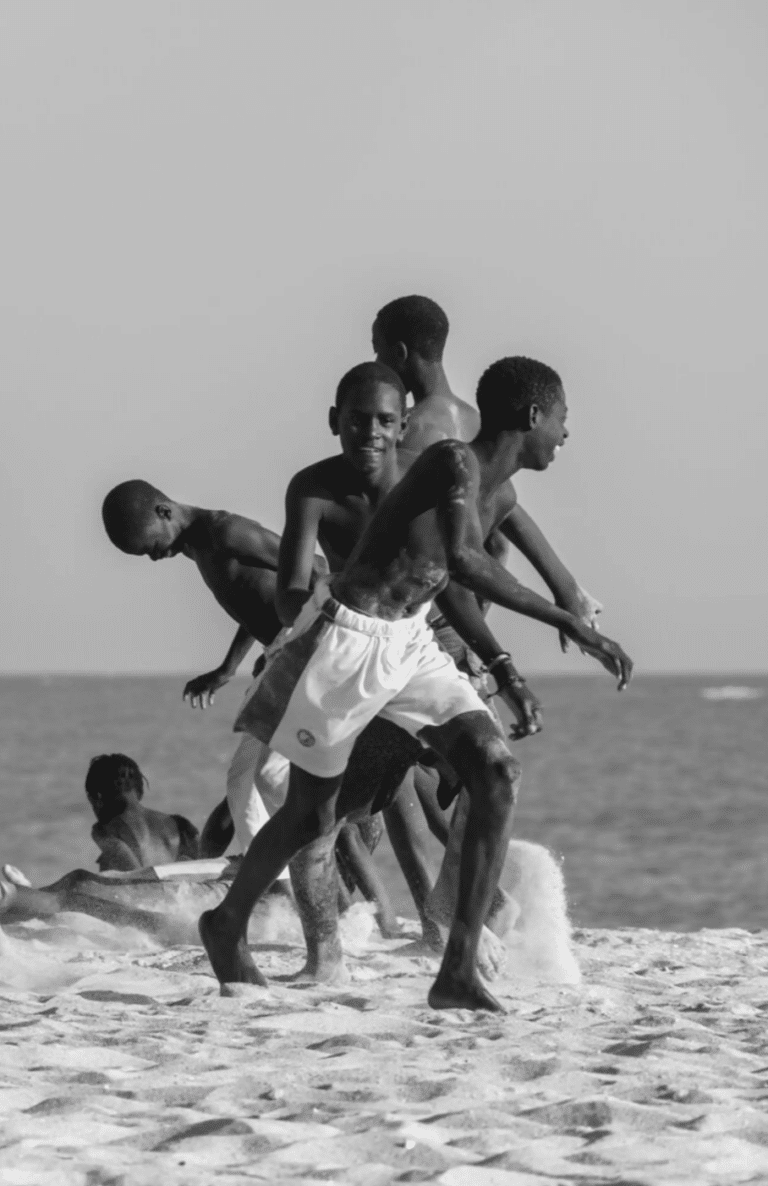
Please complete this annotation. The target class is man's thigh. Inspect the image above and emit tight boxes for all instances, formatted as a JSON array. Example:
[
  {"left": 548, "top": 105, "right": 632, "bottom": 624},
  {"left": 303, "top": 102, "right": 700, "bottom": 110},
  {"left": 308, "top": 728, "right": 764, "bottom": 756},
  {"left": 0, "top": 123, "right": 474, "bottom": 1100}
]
[
  {"left": 381, "top": 636, "right": 499, "bottom": 749},
  {"left": 420, "top": 710, "right": 512, "bottom": 790},
  {"left": 335, "top": 718, "right": 424, "bottom": 820}
]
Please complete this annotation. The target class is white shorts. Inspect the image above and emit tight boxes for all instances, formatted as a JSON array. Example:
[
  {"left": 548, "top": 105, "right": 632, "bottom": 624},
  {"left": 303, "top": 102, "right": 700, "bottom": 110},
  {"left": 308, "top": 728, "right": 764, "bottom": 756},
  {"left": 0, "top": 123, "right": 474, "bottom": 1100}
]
[
  {"left": 226, "top": 732, "right": 290, "bottom": 879},
  {"left": 234, "top": 581, "right": 496, "bottom": 778}
]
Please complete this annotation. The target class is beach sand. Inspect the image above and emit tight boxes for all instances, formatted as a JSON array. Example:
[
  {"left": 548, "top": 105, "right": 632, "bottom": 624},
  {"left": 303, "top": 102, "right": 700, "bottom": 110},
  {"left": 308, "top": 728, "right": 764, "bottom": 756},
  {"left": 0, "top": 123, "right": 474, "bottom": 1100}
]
[{"left": 2, "top": 894, "right": 768, "bottom": 1186}]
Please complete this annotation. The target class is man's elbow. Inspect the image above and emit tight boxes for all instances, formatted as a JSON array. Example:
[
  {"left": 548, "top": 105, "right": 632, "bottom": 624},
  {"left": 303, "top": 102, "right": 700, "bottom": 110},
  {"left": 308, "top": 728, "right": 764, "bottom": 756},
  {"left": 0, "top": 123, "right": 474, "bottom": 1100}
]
[{"left": 447, "top": 547, "right": 480, "bottom": 587}]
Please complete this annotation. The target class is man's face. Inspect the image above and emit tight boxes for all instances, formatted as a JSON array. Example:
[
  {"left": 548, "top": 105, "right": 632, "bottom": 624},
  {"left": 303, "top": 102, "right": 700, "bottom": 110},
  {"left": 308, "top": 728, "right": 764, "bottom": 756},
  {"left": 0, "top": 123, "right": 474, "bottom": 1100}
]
[
  {"left": 128, "top": 509, "right": 183, "bottom": 560},
  {"left": 334, "top": 383, "right": 406, "bottom": 475},
  {"left": 529, "top": 392, "right": 569, "bottom": 470}
]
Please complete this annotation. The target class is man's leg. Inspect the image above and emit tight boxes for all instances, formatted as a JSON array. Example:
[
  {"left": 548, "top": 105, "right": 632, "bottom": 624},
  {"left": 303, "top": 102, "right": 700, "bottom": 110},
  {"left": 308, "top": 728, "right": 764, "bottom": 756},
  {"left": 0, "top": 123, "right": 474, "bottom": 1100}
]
[
  {"left": 412, "top": 765, "right": 451, "bottom": 845},
  {"left": 420, "top": 712, "right": 520, "bottom": 1012},
  {"left": 226, "top": 737, "right": 291, "bottom": 884},
  {"left": 200, "top": 765, "right": 342, "bottom": 987},
  {"left": 335, "top": 820, "right": 401, "bottom": 939},
  {"left": 288, "top": 820, "right": 348, "bottom": 981},
  {"left": 382, "top": 772, "right": 442, "bottom": 949}
]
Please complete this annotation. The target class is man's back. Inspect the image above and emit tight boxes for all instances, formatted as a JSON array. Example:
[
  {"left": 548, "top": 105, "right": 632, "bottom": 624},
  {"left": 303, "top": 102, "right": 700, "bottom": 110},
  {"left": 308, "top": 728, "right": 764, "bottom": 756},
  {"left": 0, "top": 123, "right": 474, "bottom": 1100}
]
[
  {"left": 399, "top": 391, "right": 480, "bottom": 455},
  {"left": 92, "top": 803, "right": 200, "bottom": 871},
  {"left": 184, "top": 511, "right": 283, "bottom": 646}
]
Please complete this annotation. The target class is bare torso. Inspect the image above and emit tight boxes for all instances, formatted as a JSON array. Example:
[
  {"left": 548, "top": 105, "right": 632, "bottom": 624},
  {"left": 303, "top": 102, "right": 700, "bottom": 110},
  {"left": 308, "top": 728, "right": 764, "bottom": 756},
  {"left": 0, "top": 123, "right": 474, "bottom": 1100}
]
[
  {"left": 185, "top": 512, "right": 283, "bottom": 646},
  {"left": 333, "top": 443, "right": 514, "bottom": 620}
]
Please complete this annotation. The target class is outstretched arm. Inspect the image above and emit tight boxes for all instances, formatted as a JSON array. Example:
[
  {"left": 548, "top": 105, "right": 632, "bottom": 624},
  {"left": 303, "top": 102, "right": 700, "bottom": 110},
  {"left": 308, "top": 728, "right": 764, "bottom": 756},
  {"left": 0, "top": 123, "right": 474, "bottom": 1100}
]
[
  {"left": 437, "top": 445, "right": 632, "bottom": 688},
  {"left": 499, "top": 500, "right": 603, "bottom": 651},
  {"left": 183, "top": 625, "right": 256, "bottom": 709},
  {"left": 276, "top": 475, "right": 326, "bottom": 626}
]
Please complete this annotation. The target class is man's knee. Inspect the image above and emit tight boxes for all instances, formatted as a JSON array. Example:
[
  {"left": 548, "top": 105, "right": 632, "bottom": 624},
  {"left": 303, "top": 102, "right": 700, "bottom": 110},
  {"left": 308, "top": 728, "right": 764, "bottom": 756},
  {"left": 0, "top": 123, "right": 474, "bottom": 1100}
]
[{"left": 475, "top": 742, "right": 521, "bottom": 817}]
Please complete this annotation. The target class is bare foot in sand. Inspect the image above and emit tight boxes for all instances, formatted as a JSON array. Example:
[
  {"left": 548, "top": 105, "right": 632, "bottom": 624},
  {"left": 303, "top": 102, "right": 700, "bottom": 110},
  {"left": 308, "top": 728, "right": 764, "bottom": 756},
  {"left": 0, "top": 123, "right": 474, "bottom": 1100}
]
[
  {"left": 286, "top": 935, "right": 349, "bottom": 984},
  {"left": 375, "top": 909, "right": 404, "bottom": 940},
  {"left": 477, "top": 926, "right": 507, "bottom": 981},
  {"left": 428, "top": 969, "right": 505, "bottom": 1012},
  {"left": 198, "top": 908, "right": 268, "bottom": 989}
]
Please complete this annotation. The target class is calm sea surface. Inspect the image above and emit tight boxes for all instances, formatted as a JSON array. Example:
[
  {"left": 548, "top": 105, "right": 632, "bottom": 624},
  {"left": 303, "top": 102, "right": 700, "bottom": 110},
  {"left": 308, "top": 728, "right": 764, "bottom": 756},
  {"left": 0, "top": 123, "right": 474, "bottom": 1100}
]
[{"left": 1, "top": 674, "right": 766, "bottom": 931}]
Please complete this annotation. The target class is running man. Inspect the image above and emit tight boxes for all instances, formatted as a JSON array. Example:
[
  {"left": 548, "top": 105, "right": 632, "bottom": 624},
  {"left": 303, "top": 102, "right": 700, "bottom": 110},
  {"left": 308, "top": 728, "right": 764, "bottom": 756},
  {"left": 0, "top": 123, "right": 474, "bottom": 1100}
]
[{"left": 200, "top": 355, "right": 632, "bottom": 1010}]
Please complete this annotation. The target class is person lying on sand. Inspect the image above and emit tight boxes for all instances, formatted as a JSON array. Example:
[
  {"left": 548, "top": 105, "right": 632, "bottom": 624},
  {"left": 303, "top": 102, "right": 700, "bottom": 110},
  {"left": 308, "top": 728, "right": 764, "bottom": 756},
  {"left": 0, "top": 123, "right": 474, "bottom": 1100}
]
[
  {"left": 200, "top": 355, "right": 632, "bottom": 1010},
  {"left": 0, "top": 861, "right": 233, "bottom": 937},
  {"left": 86, "top": 753, "right": 200, "bottom": 871},
  {"left": 100, "top": 482, "right": 407, "bottom": 937}
]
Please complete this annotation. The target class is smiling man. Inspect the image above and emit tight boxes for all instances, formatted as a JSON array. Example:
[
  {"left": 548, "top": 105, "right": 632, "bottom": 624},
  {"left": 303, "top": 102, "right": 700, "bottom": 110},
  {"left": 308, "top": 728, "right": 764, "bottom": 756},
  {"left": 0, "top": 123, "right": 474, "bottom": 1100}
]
[{"left": 201, "top": 355, "right": 633, "bottom": 1011}]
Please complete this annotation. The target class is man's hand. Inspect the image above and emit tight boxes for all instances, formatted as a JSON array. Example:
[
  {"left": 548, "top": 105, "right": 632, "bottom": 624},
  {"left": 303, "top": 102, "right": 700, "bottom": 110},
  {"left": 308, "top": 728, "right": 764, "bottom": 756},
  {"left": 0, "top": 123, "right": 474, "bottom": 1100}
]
[
  {"left": 559, "top": 585, "right": 603, "bottom": 653},
  {"left": 183, "top": 668, "right": 232, "bottom": 709},
  {"left": 490, "top": 656, "right": 543, "bottom": 739},
  {"left": 563, "top": 622, "right": 633, "bottom": 690}
]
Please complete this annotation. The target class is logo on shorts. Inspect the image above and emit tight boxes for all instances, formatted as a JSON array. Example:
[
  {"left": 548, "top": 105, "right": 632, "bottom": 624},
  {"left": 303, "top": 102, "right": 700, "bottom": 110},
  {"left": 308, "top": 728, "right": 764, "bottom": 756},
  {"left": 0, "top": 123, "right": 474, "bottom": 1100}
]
[{"left": 297, "top": 729, "right": 316, "bottom": 747}]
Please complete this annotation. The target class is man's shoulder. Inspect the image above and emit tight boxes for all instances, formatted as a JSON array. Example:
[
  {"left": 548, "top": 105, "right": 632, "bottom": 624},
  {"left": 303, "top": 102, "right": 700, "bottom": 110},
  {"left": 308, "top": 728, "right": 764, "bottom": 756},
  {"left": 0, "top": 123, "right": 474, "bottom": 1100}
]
[
  {"left": 289, "top": 455, "right": 350, "bottom": 500},
  {"left": 403, "top": 391, "right": 479, "bottom": 448},
  {"left": 411, "top": 438, "right": 477, "bottom": 479}
]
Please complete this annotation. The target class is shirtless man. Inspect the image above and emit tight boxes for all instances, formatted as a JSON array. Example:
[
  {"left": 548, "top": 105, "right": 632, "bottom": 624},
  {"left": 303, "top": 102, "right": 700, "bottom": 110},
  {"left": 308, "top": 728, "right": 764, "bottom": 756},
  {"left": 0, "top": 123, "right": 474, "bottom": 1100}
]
[
  {"left": 86, "top": 752, "right": 199, "bottom": 871},
  {"left": 200, "top": 355, "right": 632, "bottom": 1010},
  {"left": 100, "top": 482, "right": 404, "bottom": 930},
  {"left": 373, "top": 294, "right": 602, "bottom": 646}
]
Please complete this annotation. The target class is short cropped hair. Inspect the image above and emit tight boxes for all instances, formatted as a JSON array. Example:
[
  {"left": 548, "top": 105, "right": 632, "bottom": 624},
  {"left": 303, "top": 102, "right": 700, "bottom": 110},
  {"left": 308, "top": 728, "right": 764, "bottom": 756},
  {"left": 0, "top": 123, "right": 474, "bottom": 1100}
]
[
  {"left": 85, "top": 753, "right": 147, "bottom": 804},
  {"left": 102, "top": 480, "right": 168, "bottom": 551},
  {"left": 335, "top": 361, "right": 407, "bottom": 414},
  {"left": 375, "top": 295, "right": 449, "bottom": 362},
  {"left": 476, "top": 357, "right": 563, "bottom": 434}
]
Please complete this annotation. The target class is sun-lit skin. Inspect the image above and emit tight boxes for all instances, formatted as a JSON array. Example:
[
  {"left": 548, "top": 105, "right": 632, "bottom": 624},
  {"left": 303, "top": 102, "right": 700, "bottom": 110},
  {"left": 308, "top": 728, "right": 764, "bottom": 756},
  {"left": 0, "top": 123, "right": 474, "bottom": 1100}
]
[{"left": 199, "top": 363, "right": 632, "bottom": 1012}]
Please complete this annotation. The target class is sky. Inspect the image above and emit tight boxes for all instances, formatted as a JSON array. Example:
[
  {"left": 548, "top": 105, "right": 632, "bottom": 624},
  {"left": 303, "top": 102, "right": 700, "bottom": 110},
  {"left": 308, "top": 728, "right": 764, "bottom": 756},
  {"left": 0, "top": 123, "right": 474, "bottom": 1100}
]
[{"left": 1, "top": 1, "right": 766, "bottom": 675}]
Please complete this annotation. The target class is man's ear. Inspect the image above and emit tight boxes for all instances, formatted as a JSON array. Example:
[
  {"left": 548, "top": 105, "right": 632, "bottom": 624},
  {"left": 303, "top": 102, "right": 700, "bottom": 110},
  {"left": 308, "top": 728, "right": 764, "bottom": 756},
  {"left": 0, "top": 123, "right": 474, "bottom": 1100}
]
[
  {"left": 397, "top": 408, "right": 410, "bottom": 442},
  {"left": 527, "top": 404, "right": 543, "bottom": 430},
  {"left": 328, "top": 406, "right": 339, "bottom": 436},
  {"left": 155, "top": 503, "right": 173, "bottom": 520},
  {"left": 394, "top": 341, "right": 408, "bottom": 368}
]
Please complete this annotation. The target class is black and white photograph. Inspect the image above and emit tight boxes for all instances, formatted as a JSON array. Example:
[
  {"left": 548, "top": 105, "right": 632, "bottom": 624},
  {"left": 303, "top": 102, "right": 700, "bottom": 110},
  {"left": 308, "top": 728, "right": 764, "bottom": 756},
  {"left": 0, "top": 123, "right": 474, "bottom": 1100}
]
[{"left": 1, "top": 3, "right": 767, "bottom": 1183}]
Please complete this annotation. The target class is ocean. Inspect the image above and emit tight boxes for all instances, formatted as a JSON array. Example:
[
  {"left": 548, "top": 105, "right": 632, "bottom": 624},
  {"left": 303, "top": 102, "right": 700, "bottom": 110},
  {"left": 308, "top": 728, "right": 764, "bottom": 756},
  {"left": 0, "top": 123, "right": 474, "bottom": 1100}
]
[{"left": 1, "top": 674, "right": 766, "bottom": 931}]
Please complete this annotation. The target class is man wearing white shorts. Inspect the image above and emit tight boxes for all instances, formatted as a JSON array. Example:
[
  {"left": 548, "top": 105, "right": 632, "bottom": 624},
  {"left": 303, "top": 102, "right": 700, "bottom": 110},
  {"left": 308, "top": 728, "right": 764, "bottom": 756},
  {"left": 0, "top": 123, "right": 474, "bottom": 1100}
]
[
  {"left": 235, "top": 581, "right": 495, "bottom": 778},
  {"left": 199, "top": 356, "right": 632, "bottom": 1012}
]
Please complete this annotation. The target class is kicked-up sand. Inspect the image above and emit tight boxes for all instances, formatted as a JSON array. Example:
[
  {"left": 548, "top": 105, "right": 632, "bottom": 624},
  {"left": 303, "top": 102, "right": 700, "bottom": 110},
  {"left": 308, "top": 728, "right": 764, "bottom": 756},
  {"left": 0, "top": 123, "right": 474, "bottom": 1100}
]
[{"left": 2, "top": 855, "right": 768, "bottom": 1185}]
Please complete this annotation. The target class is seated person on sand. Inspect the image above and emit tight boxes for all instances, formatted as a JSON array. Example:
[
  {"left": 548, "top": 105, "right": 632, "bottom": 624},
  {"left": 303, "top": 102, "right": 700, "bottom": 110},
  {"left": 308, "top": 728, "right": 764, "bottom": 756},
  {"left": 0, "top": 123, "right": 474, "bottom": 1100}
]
[
  {"left": 199, "top": 356, "right": 632, "bottom": 1011},
  {"left": 86, "top": 753, "right": 200, "bottom": 871},
  {"left": 0, "top": 754, "right": 213, "bottom": 935},
  {"left": 100, "top": 482, "right": 410, "bottom": 940}
]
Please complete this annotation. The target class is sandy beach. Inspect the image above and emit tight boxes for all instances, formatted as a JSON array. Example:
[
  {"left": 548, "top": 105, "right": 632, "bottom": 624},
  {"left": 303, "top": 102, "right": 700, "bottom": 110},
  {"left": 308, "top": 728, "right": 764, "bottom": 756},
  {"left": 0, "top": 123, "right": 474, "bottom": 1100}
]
[{"left": 3, "top": 900, "right": 768, "bottom": 1186}]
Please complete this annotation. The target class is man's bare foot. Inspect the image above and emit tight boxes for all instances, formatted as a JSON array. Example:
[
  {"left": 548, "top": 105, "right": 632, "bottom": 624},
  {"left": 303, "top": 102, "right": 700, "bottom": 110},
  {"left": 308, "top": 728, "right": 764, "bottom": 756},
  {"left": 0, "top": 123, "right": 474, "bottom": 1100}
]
[
  {"left": 3, "top": 864, "right": 32, "bottom": 888},
  {"left": 198, "top": 908, "right": 268, "bottom": 988},
  {"left": 285, "top": 936, "right": 348, "bottom": 984},
  {"left": 286, "top": 959, "right": 350, "bottom": 986},
  {"left": 477, "top": 925, "right": 507, "bottom": 981},
  {"left": 375, "top": 910, "right": 403, "bottom": 940},
  {"left": 428, "top": 970, "right": 505, "bottom": 1012}
]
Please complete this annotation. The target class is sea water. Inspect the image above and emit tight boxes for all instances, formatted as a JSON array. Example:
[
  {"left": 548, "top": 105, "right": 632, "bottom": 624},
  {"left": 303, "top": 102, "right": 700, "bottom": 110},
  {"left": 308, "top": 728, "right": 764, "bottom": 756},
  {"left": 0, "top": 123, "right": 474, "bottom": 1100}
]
[{"left": 1, "top": 674, "right": 766, "bottom": 931}]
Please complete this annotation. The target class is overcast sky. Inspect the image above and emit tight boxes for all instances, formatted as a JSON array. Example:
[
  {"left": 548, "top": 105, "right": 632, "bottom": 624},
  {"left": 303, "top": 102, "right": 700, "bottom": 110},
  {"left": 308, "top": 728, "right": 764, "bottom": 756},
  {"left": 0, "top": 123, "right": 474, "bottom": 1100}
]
[{"left": 1, "top": 2, "right": 766, "bottom": 675}]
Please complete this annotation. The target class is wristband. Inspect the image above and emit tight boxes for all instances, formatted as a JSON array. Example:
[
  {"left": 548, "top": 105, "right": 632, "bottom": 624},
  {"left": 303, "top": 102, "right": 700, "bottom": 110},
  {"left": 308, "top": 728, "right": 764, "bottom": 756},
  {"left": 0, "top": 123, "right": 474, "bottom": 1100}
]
[{"left": 488, "top": 654, "right": 526, "bottom": 690}]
